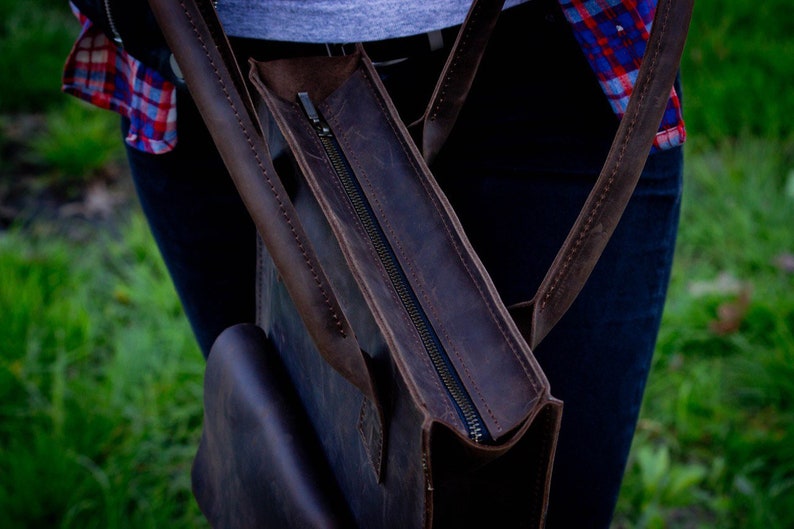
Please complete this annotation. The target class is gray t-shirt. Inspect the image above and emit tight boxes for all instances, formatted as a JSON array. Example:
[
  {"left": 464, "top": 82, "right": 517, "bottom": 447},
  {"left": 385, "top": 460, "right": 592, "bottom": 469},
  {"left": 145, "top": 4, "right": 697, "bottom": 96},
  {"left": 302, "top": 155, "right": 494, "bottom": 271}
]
[{"left": 216, "top": 0, "right": 527, "bottom": 42}]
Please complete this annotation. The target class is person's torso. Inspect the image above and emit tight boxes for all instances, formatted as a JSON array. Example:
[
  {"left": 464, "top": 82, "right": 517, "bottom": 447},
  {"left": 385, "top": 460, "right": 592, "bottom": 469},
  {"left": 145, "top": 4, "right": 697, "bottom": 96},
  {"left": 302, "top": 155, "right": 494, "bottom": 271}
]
[{"left": 215, "top": 0, "right": 528, "bottom": 42}]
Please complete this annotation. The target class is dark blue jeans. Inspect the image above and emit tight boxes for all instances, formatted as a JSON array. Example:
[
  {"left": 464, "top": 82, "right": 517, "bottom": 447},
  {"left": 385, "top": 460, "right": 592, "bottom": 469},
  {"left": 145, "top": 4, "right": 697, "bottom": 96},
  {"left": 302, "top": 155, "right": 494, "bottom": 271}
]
[{"left": 125, "top": 1, "right": 683, "bottom": 526}]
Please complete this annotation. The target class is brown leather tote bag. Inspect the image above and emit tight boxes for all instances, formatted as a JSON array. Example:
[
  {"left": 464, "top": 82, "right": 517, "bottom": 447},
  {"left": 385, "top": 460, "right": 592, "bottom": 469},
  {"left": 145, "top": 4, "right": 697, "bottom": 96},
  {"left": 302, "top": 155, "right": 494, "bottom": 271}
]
[{"left": 146, "top": 0, "right": 693, "bottom": 527}]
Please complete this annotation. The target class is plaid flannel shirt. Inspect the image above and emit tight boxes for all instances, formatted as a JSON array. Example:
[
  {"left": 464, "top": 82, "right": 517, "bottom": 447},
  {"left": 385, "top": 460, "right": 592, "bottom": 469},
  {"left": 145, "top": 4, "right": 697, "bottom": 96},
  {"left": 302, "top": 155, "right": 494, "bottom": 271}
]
[
  {"left": 62, "top": 0, "right": 684, "bottom": 155},
  {"left": 62, "top": 6, "right": 177, "bottom": 154},
  {"left": 559, "top": 0, "right": 685, "bottom": 150}
]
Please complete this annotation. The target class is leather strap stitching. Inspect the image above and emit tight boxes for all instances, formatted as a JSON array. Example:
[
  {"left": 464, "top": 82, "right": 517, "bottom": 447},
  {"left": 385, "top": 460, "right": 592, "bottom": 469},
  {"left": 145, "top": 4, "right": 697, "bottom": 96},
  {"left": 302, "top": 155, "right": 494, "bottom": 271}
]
[
  {"left": 426, "top": 0, "right": 483, "bottom": 122},
  {"left": 539, "top": 0, "right": 673, "bottom": 312},
  {"left": 178, "top": 0, "right": 347, "bottom": 336}
]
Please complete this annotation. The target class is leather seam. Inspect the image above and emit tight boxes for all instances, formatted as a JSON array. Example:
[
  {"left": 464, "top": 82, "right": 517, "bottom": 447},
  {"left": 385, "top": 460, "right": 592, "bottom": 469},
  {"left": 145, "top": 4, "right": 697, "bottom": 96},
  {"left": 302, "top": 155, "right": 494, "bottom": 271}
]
[
  {"left": 342, "top": 116, "right": 499, "bottom": 430},
  {"left": 427, "top": 0, "right": 482, "bottom": 122},
  {"left": 322, "top": 90, "right": 458, "bottom": 425},
  {"left": 531, "top": 406, "right": 554, "bottom": 524},
  {"left": 355, "top": 68, "right": 540, "bottom": 427},
  {"left": 361, "top": 62, "right": 538, "bottom": 386},
  {"left": 424, "top": 295, "right": 502, "bottom": 431},
  {"left": 357, "top": 399, "right": 384, "bottom": 475},
  {"left": 179, "top": 0, "right": 347, "bottom": 337},
  {"left": 256, "top": 236, "right": 264, "bottom": 326},
  {"left": 539, "top": 0, "right": 673, "bottom": 313}
]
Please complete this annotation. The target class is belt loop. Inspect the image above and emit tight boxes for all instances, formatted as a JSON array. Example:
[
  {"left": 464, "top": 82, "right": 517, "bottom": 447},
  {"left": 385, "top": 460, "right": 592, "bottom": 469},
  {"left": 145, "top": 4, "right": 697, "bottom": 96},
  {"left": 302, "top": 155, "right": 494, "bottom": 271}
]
[
  {"left": 325, "top": 43, "right": 352, "bottom": 56},
  {"left": 427, "top": 30, "right": 445, "bottom": 51}
]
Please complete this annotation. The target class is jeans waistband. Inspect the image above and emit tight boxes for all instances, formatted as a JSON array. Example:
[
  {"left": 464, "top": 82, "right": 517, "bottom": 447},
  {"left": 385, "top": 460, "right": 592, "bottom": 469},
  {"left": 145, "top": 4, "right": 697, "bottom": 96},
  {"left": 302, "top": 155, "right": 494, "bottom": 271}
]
[{"left": 230, "top": 24, "right": 460, "bottom": 64}]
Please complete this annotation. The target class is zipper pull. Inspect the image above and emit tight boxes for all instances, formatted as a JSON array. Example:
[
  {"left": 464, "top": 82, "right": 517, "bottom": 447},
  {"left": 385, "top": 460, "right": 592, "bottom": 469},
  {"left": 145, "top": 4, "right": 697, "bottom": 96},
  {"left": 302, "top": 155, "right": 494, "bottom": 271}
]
[
  {"left": 103, "top": 0, "right": 124, "bottom": 47},
  {"left": 297, "top": 92, "right": 332, "bottom": 137}
]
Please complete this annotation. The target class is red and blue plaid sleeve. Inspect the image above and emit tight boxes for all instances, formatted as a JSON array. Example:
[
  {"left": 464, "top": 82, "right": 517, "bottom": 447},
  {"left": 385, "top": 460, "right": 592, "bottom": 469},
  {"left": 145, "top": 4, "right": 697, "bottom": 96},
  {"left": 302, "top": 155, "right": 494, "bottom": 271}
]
[
  {"left": 62, "top": 1, "right": 684, "bottom": 155},
  {"left": 558, "top": 0, "right": 685, "bottom": 151},
  {"left": 61, "top": 7, "right": 177, "bottom": 155}
]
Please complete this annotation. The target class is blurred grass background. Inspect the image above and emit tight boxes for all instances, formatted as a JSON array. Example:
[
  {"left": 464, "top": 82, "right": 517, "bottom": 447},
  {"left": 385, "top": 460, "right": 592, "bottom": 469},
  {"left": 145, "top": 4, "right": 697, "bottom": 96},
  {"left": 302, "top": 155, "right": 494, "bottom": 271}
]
[{"left": 0, "top": 0, "right": 792, "bottom": 527}]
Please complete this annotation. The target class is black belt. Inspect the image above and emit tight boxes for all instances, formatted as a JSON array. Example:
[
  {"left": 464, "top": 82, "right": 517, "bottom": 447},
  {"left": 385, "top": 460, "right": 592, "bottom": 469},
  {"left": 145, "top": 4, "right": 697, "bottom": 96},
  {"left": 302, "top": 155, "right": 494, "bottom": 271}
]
[{"left": 231, "top": 25, "right": 460, "bottom": 64}]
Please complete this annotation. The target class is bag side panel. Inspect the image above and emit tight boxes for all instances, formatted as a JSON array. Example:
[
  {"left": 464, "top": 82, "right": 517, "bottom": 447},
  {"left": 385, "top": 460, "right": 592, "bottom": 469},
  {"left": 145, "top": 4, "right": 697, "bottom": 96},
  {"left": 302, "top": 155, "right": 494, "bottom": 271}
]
[
  {"left": 428, "top": 400, "right": 563, "bottom": 528},
  {"left": 257, "top": 170, "right": 432, "bottom": 529}
]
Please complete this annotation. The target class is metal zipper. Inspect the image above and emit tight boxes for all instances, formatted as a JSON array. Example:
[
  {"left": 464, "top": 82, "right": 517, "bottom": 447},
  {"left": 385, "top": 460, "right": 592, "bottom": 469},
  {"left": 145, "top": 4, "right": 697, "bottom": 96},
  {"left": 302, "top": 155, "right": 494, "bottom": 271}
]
[
  {"left": 102, "top": 0, "right": 123, "bottom": 47},
  {"left": 298, "top": 92, "right": 491, "bottom": 443}
]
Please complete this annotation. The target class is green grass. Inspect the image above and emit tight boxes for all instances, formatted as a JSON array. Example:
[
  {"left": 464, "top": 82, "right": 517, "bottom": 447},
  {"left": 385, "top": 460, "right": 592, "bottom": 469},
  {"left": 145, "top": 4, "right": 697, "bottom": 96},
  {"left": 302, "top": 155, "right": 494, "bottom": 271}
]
[
  {"left": 33, "top": 98, "right": 126, "bottom": 182},
  {"left": 0, "top": 0, "right": 77, "bottom": 113},
  {"left": 0, "top": 217, "right": 207, "bottom": 528},
  {"left": 0, "top": 0, "right": 792, "bottom": 527},
  {"left": 614, "top": 137, "right": 794, "bottom": 529},
  {"left": 680, "top": 0, "right": 794, "bottom": 141}
]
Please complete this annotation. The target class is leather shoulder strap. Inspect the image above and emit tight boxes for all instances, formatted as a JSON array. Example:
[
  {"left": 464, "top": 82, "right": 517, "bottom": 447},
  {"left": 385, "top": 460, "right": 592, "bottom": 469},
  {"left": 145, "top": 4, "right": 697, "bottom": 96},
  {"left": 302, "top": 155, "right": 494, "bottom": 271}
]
[
  {"left": 147, "top": 0, "right": 693, "bottom": 356},
  {"left": 419, "top": 0, "right": 506, "bottom": 163},
  {"left": 510, "top": 0, "right": 695, "bottom": 349},
  {"left": 146, "top": 0, "right": 385, "bottom": 439}
]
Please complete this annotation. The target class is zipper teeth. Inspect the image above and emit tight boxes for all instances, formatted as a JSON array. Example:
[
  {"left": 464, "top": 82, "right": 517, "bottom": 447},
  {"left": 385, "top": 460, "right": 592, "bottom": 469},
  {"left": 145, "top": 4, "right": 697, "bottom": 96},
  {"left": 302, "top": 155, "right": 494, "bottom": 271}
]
[
  {"left": 103, "top": 0, "right": 123, "bottom": 46},
  {"left": 314, "top": 122, "right": 488, "bottom": 443}
]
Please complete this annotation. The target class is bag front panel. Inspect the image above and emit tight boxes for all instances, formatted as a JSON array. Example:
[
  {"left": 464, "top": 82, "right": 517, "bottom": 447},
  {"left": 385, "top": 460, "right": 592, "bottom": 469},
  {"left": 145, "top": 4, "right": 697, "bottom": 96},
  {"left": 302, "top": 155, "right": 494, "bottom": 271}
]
[
  {"left": 257, "top": 176, "right": 431, "bottom": 529},
  {"left": 251, "top": 49, "right": 562, "bottom": 528},
  {"left": 256, "top": 132, "right": 562, "bottom": 529},
  {"left": 322, "top": 65, "right": 551, "bottom": 438},
  {"left": 427, "top": 400, "right": 562, "bottom": 528}
]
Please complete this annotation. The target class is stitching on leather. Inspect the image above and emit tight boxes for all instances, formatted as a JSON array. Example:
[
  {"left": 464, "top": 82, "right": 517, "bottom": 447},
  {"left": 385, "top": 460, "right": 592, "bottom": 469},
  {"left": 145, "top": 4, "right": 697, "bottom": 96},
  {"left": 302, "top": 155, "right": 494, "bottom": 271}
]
[
  {"left": 539, "top": 0, "right": 673, "bottom": 313},
  {"left": 294, "top": 97, "right": 452, "bottom": 417},
  {"left": 356, "top": 151, "right": 502, "bottom": 429},
  {"left": 427, "top": 298, "right": 502, "bottom": 430},
  {"left": 357, "top": 399, "right": 383, "bottom": 475},
  {"left": 351, "top": 138, "right": 501, "bottom": 430},
  {"left": 531, "top": 406, "right": 554, "bottom": 524},
  {"left": 427, "top": 0, "right": 482, "bottom": 122},
  {"left": 349, "top": 143, "right": 500, "bottom": 425},
  {"left": 179, "top": 0, "right": 347, "bottom": 337},
  {"left": 422, "top": 449, "right": 433, "bottom": 525},
  {"left": 322, "top": 86, "right": 458, "bottom": 423},
  {"left": 256, "top": 236, "right": 264, "bottom": 326},
  {"left": 369, "top": 61, "right": 538, "bottom": 384},
  {"left": 279, "top": 108, "right": 388, "bottom": 472},
  {"left": 352, "top": 70, "right": 534, "bottom": 428},
  {"left": 361, "top": 63, "right": 539, "bottom": 386}
]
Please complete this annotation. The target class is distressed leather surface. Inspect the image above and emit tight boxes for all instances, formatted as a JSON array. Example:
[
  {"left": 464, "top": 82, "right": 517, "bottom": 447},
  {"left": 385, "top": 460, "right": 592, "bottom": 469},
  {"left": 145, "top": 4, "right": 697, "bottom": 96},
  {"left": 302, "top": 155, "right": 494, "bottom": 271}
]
[
  {"left": 509, "top": 0, "right": 695, "bottom": 349},
  {"left": 249, "top": 50, "right": 559, "bottom": 528},
  {"left": 146, "top": 0, "right": 383, "bottom": 422},
  {"left": 251, "top": 53, "right": 551, "bottom": 439},
  {"left": 146, "top": 0, "right": 693, "bottom": 527},
  {"left": 193, "top": 324, "right": 354, "bottom": 528},
  {"left": 418, "top": 0, "right": 507, "bottom": 163}
]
